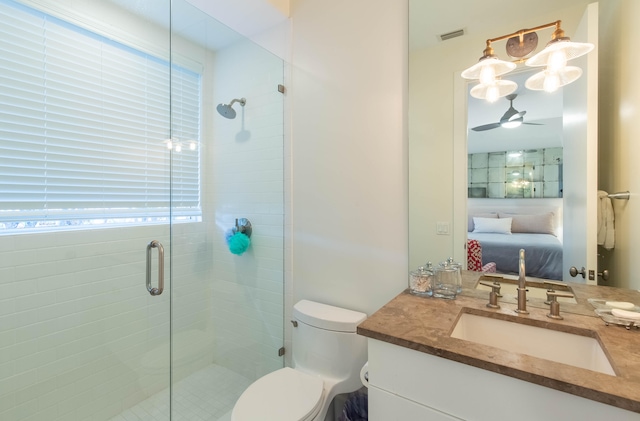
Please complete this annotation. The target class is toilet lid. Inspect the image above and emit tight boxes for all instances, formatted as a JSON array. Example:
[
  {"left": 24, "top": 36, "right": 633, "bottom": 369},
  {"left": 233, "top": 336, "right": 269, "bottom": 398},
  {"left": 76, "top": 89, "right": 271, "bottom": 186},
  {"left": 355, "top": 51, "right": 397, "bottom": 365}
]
[{"left": 232, "top": 367, "right": 324, "bottom": 421}]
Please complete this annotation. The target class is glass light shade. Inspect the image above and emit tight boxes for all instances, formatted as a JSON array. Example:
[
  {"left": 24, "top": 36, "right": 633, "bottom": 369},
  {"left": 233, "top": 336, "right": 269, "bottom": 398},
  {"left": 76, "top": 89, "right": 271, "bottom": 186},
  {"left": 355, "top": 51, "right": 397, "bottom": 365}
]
[
  {"left": 525, "top": 66, "right": 582, "bottom": 92},
  {"left": 546, "top": 49, "right": 568, "bottom": 73},
  {"left": 525, "top": 39, "right": 594, "bottom": 67},
  {"left": 470, "top": 80, "right": 518, "bottom": 102},
  {"left": 461, "top": 56, "right": 516, "bottom": 80},
  {"left": 478, "top": 65, "right": 496, "bottom": 85},
  {"left": 501, "top": 119, "right": 522, "bottom": 129}
]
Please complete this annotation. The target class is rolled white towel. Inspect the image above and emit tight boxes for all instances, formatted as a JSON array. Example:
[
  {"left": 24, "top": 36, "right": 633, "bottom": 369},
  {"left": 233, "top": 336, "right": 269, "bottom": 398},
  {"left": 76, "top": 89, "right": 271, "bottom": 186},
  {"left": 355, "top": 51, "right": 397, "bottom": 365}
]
[{"left": 597, "top": 190, "right": 615, "bottom": 250}]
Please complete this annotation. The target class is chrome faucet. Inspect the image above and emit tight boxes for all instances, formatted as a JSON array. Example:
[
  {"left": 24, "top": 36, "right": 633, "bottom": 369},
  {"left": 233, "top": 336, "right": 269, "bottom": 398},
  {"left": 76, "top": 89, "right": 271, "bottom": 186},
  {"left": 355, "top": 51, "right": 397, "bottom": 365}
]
[{"left": 515, "top": 248, "right": 529, "bottom": 314}]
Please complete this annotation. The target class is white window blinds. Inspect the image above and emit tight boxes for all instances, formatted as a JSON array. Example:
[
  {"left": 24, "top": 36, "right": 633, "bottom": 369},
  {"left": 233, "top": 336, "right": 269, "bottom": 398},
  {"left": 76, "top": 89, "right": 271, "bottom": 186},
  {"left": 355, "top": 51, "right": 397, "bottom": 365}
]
[{"left": 0, "top": 0, "right": 201, "bottom": 231}]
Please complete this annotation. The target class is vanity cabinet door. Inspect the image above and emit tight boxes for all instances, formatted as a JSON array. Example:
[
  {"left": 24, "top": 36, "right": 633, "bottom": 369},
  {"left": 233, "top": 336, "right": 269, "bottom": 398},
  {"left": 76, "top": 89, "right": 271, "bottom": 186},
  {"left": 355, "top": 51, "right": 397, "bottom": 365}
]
[
  {"left": 369, "top": 387, "right": 459, "bottom": 421},
  {"left": 367, "top": 338, "right": 639, "bottom": 420}
]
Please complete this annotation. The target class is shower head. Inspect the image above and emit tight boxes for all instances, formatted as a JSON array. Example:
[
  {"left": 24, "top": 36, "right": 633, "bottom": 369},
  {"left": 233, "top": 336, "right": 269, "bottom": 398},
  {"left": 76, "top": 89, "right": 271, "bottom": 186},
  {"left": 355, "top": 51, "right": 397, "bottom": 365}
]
[{"left": 216, "top": 97, "right": 246, "bottom": 119}]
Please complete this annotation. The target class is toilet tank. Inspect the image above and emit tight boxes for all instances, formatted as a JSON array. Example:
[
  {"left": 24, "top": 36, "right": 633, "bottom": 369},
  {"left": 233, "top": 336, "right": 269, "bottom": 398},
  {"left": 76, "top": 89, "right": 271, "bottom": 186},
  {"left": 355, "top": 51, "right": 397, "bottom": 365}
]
[{"left": 292, "top": 300, "right": 367, "bottom": 391}]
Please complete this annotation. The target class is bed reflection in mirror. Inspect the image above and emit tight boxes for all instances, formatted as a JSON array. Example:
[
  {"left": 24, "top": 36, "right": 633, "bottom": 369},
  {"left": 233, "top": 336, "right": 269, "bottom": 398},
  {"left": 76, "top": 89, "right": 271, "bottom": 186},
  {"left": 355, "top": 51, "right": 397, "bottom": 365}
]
[{"left": 467, "top": 204, "right": 563, "bottom": 280}]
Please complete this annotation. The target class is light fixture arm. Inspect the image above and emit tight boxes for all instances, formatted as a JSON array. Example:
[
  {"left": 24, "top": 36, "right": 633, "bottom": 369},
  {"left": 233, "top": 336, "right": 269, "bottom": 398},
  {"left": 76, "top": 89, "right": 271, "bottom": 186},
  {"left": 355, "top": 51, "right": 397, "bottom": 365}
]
[
  {"left": 485, "top": 20, "right": 561, "bottom": 47},
  {"left": 481, "top": 42, "right": 495, "bottom": 59},
  {"left": 479, "top": 20, "right": 563, "bottom": 60}
]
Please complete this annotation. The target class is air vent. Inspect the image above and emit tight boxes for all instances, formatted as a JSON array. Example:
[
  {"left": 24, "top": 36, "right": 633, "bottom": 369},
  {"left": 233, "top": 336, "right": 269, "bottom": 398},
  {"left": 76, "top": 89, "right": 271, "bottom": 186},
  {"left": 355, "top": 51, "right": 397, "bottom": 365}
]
[{"left": 440, "top": 29, "right": 465, "bottom": 41}]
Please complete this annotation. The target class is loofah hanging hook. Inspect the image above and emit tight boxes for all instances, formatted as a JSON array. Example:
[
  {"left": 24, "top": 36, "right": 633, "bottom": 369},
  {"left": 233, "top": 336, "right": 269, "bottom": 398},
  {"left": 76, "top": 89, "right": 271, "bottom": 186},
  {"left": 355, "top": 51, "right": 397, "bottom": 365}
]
[
  {"left": 234, "top": 218, "right": 252, "bottom": 238},
  {"left": 225, "top": 218, "right": 252, "bottom": 255}
]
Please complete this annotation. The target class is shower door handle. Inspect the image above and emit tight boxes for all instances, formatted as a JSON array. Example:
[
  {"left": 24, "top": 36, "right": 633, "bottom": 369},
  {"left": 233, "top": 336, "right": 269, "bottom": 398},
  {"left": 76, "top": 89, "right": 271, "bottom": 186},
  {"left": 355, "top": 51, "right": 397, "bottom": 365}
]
[{"left": 146, "top": 240, "right": 165, "bottom": 296}]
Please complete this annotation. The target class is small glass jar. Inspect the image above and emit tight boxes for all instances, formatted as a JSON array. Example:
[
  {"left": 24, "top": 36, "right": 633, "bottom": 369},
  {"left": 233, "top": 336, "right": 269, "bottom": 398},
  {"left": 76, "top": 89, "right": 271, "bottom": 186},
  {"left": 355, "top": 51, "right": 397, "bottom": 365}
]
[
  {"left": 442, "top": 257, "right": 463, "bottom": 293},
  {"left": 433, "top": 264, "right": 458, "bottom": 299},
  {"left": 409, "top": 263, "right": 434, "bottom": 297}
]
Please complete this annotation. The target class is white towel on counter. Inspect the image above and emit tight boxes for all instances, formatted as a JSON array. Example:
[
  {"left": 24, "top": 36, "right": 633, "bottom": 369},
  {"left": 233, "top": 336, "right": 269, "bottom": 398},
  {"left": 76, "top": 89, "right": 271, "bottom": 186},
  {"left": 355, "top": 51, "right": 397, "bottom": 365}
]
[{"left": 597, "top": 190, "right": 615, "bottom": 250}]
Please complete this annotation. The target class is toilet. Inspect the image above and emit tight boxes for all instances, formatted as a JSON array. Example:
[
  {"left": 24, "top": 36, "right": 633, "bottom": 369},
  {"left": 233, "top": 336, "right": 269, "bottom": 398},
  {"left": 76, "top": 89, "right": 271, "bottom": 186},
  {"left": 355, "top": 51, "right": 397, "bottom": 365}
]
[{"left": 231, "top": 300, "right": 368, "bottom": 421}]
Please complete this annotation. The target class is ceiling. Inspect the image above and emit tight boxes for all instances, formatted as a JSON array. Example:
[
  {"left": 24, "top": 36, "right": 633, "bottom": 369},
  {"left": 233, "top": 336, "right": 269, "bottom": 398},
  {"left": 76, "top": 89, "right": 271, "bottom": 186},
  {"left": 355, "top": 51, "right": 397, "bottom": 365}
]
[
  {"left": 107, "top": 0, "right": 281, "bottom": 52},
  {"left": 409, "top": 0, "right": 591, "bottom": 51}
]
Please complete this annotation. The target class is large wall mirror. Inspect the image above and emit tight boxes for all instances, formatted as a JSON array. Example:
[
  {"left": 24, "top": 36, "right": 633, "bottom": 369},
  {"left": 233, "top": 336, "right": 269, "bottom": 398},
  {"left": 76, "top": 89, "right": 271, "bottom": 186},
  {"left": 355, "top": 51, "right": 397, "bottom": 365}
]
[{"left": 409, "top": 0, "right": 640, "bottom": 290}]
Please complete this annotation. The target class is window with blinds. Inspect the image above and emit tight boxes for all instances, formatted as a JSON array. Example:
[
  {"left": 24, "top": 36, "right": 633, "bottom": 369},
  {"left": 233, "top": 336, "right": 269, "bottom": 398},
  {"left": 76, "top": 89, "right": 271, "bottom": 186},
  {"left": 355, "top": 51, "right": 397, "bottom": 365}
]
[{"left": 0, "top": 0, "right": 202, "bottom": 233}]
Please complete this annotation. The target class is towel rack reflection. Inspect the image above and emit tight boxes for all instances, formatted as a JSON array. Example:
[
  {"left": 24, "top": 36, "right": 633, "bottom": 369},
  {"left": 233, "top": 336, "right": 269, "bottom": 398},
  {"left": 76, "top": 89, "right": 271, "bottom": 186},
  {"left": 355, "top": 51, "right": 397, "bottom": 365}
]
[{"left": 607, "top": 191, "right": 630, "bottom": 200}]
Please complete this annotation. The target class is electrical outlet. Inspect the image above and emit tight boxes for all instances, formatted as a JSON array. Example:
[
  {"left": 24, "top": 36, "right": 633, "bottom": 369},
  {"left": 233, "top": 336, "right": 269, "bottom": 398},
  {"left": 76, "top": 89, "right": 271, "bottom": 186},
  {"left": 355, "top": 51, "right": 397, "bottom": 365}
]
[{"left": 436, "top": 222, "right": 450, "bottom": 235}]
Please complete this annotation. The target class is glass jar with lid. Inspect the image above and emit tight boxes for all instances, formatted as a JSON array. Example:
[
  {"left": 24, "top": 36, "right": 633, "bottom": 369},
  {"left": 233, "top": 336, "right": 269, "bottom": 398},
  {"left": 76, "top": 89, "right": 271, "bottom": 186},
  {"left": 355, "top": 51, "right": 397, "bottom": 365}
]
[
  {"left": 441, "top": 257, "right": 463, "bottom": 293},
  {"left": 409, "top": 262, "right": 434, "bottom": 297},
  {"left": 433, "top": 258, "right": 462, "bottom": 299}
]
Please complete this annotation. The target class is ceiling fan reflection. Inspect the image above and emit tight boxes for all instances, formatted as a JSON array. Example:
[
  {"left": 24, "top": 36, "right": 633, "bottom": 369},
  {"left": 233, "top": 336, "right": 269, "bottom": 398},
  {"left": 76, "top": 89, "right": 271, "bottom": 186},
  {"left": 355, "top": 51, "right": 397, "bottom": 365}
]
[{"left": 471, "top": 94, "right": 544, "bottom": 132}]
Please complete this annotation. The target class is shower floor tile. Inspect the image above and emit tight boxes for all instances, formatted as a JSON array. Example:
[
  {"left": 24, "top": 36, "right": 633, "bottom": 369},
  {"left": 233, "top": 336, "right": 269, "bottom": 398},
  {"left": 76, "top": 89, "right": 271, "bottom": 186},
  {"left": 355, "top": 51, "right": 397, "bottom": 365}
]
[{"left": 109, "top": 364, "right": 252, "bottom": 421}]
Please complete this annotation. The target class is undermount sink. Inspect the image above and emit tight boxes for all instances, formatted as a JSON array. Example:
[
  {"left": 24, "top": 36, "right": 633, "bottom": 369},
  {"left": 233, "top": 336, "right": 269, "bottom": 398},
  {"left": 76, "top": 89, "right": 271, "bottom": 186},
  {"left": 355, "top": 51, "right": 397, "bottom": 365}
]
[
  {"left": 476, "top": 276, "right": 577, "bottom": 304},
  {"left": 450, "top": 311, "right": 615, "bottom": 376}
]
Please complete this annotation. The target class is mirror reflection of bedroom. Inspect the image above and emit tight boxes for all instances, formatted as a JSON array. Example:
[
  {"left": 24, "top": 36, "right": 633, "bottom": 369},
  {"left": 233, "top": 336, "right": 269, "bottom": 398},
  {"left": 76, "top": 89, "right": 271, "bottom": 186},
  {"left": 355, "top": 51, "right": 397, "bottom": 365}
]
[{"left": 466, "top": 69, "right": 565, "bottom": 281}]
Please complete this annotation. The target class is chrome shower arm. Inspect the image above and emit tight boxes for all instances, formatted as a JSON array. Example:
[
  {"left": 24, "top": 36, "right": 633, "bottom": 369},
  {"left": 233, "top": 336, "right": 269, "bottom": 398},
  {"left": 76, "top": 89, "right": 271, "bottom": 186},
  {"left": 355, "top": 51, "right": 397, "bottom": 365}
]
[{"left": 229, "top": 97, "right": 247, "bottom": 107}]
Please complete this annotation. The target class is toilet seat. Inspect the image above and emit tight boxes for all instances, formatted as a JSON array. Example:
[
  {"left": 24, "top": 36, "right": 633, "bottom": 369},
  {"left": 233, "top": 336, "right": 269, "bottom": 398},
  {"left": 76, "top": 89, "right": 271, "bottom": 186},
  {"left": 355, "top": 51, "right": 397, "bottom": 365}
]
[{"left": 232, "top": 367, "right": 324, "bottom": 421}]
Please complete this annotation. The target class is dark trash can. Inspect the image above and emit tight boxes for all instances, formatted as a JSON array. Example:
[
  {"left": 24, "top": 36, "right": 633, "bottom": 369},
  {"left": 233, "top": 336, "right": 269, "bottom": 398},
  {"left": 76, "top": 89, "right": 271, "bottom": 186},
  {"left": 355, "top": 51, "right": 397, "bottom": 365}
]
[{"left": 338, "top": 389, "right": 368, "bottom": 421}]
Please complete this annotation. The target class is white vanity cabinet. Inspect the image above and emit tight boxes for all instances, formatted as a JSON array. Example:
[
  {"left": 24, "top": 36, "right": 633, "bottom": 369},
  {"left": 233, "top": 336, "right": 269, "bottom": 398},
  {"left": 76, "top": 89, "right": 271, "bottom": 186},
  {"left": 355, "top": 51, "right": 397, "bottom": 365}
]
[{"left": 367, "top": 339, "right": 638, "bottom": 421}]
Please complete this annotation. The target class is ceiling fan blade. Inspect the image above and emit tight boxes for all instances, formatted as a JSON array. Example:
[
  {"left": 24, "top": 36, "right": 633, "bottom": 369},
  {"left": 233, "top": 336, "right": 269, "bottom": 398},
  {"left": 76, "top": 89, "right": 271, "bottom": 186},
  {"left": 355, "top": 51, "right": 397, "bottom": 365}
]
[
  {"left": 501, "top": 110, "right": 526, "bottom": 124},
  {"left": 471, "top": 122, "right": 501, "bottom": 132},
  {"left": 471, "top": 95, "right": 537, "bottom": 132},
  {"left": 515, "top": 110, "right": 526, "bottom": 119},
  {"left": 523, "top": 122, "right": 544, "bottom": 126}
]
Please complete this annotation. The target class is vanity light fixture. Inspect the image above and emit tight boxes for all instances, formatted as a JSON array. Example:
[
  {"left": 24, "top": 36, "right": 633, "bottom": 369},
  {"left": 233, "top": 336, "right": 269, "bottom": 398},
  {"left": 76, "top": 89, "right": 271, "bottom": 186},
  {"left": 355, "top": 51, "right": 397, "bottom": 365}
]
[{"left": 462, "top": 20, "right": 594, "bottom": 101}]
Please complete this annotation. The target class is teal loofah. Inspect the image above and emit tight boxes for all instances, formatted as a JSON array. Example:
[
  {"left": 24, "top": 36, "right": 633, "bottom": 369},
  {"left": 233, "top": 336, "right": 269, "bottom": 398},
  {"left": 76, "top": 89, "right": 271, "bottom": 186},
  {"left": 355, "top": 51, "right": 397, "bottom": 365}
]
[{"left": 228, "top": 232, "right": 251, "bottom": 255}]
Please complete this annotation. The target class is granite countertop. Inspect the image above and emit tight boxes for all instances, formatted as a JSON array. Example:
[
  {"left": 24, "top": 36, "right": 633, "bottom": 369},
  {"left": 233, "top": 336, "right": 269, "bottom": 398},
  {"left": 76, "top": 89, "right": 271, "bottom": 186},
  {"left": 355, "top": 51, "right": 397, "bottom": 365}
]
[{"left": 357, "top": 271, "right": 640, "bottom": 413}]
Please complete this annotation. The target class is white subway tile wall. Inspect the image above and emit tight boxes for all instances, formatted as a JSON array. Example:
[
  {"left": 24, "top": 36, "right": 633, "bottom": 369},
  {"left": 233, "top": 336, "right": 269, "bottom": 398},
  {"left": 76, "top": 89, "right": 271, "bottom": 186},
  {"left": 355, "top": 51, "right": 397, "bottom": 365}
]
[{"left": 0, "top": 225, "right": 175, "bottom": 421}]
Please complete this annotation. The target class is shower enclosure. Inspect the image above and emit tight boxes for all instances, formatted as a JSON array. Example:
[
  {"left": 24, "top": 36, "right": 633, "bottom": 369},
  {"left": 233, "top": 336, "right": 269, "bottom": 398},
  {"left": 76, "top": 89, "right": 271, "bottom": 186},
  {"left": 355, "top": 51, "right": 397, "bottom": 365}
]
[{"left": 0, "top": 1, "right": 285, "bottom": 420}]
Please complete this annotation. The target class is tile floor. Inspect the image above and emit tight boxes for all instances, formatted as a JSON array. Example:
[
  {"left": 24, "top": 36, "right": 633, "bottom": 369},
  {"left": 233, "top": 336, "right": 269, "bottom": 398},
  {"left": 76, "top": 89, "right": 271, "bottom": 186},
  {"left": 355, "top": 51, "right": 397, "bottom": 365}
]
[{"left": 109, "top": 365, "right": 251, "bottom": 421}]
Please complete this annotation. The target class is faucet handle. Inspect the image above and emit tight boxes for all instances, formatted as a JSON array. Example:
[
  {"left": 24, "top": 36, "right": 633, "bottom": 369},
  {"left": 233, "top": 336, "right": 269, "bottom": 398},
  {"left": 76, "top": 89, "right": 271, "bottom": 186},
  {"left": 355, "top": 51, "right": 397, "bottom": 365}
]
[
  {"left": 479, "top": 280, "right": 501, "bottom": 292},
  {"left": 546, "top": 291, "right": 574, "bottom": 299},
  {"left": 543, "top": 280, "right": 567, "bottom": 304},
  {"left": 543, "top": 280, "right": 566, "bottom": 290},
  {"left": 478, "top": 281, "right": 501, "bottom": 309},
  {"left": 546, "top": 291, "right": 575, "bottom": 320}
]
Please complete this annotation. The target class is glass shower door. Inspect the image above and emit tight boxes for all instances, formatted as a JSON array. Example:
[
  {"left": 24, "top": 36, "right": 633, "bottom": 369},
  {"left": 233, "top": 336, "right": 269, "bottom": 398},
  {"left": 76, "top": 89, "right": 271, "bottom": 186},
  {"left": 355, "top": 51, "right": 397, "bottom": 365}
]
[
  {"left": 169, "top": 1, "right": 286, "bottom": 420},
  {"left": 0, "top": 1, "right": 174, "bottom": 420}
]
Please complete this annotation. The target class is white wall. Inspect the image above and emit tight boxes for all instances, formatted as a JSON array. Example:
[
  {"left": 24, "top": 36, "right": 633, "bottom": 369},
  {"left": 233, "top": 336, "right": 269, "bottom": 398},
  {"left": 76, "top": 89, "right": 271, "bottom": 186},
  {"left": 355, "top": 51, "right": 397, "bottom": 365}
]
[
  {"left": 288, "top": 0, "right": 408, "bottom": 326},
  {"left": 598, "top": 0, "right": 640, "bottom": 289},
  {"left": 409, "top": 3, "right": 591, "bottom": 270}
]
